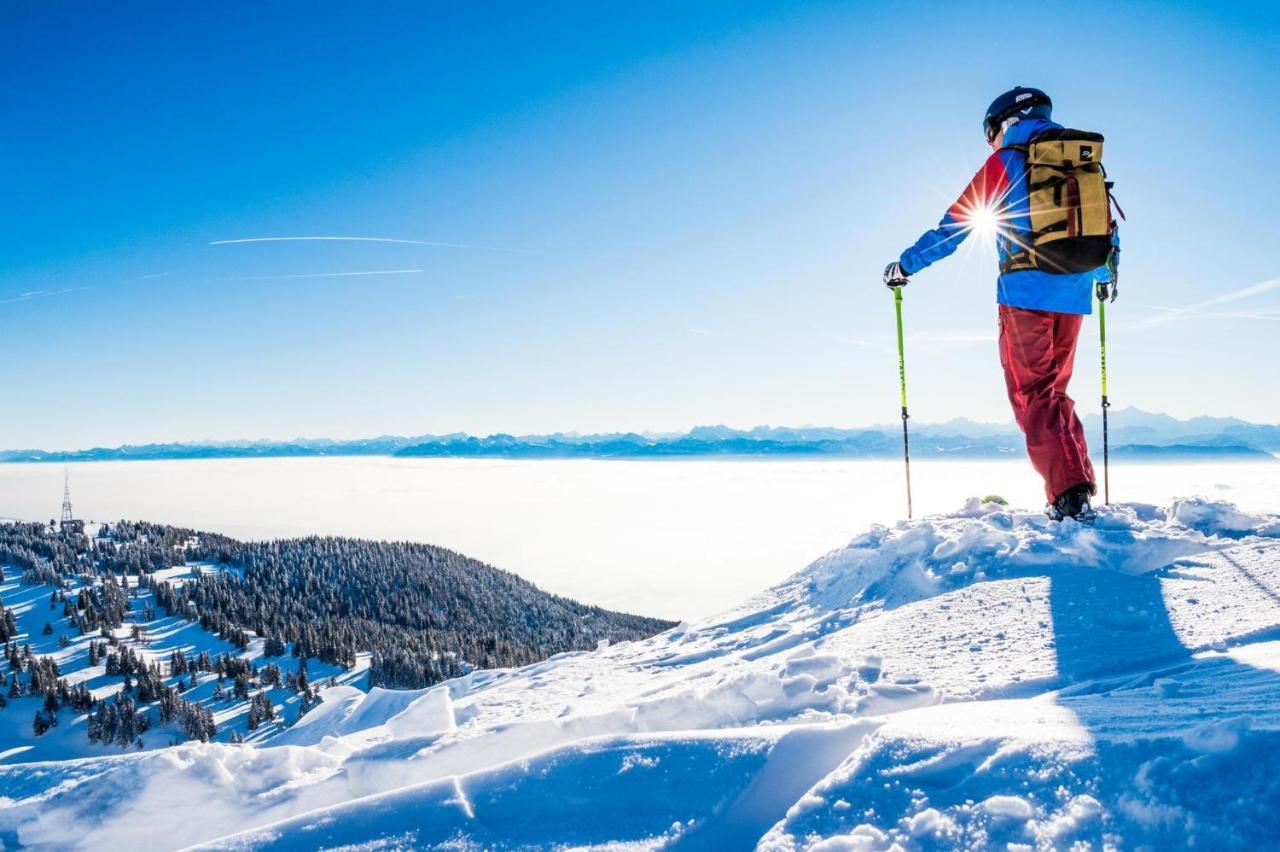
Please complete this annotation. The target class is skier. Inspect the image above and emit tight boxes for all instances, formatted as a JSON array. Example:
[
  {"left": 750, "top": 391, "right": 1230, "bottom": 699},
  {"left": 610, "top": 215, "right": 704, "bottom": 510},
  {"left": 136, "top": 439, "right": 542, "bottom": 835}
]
[{"left": 883, "top": 87, "right": 1120, "bottom": 522}]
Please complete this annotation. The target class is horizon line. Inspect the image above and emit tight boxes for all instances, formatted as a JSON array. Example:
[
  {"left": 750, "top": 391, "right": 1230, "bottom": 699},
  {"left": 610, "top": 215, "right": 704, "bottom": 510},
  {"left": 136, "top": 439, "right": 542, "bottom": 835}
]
[{"left": 3, "top": 405, "right": 1273, "bottom": 457}]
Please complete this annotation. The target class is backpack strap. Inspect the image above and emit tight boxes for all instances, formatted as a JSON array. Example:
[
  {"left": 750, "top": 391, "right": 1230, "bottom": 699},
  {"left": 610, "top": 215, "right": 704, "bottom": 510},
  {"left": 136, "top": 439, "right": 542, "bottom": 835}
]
[
  {"left": 1000, "top": 248, "right": 1037, "bottom": 274},
  {"left": 1106, "top": 182, "right": 1127, "bottom": 222},
  {"left": 1029, "top": 221, "right": 1070, "bottom": 241},
  {"left": 1029, "top": 175, "right": 1067, "bottom": 192}
]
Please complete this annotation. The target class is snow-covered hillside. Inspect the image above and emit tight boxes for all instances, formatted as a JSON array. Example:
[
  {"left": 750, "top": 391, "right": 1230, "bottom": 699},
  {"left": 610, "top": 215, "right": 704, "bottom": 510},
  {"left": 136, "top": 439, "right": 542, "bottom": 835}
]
[
  {"left": 3, "top": 498, "right": 1280, "bottom": 850},
  {"left": 0, "top": 529, "right": 362, "bottom": 765}
]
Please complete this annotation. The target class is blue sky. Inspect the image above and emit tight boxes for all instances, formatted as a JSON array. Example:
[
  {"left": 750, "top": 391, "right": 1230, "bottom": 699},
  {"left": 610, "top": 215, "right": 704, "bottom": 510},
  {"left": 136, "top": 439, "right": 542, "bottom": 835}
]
[{"left": 3, "top": 1, "right": 1278, "bottom": 449}]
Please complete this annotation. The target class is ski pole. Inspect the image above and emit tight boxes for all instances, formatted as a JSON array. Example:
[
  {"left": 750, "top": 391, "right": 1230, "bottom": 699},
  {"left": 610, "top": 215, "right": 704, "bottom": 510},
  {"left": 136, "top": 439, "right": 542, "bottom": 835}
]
[
  {"left": 893, "top": 286, "right": 913, "bottom": 519},
  {"left": 1097, "top": 287, "right": 1111, "bottom": 505}
]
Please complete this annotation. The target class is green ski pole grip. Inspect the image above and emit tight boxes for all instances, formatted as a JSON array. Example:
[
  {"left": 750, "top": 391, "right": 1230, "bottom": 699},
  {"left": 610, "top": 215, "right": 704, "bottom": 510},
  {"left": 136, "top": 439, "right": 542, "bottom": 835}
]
[{"left": 894, "top": 287, "right": 908, "bottom": 411}]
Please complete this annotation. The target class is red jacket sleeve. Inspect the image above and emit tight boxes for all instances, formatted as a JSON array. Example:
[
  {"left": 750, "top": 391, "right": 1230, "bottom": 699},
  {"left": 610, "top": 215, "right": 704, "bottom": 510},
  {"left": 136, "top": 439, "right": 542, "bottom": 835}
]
[{"left": 900, "top": 152, "right": 1010, "bottom": 275}]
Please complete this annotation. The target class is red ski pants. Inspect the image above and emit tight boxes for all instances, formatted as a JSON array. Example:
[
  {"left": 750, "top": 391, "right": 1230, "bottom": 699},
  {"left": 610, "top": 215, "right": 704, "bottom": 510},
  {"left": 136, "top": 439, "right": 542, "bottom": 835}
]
[{"left": 997, "top": 305, "right": 1096, "bottom": 502}]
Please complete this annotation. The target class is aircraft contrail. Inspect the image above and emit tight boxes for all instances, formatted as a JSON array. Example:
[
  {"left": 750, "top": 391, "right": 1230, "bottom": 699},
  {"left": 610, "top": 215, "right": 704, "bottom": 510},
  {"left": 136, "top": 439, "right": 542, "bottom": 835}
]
[
  {"left": 209, "top": 236, "right": 505, "bottom": 251},
  {"left": 909, "top": 332, "right": 997, "bottom": 344},
  {"left": 0, "top": 286, "right": 95, "bottom": 305},
  {"left": 1134, "top": 304, "right": 1280, "bottom": 323},
  {"left": 1194, "top": 277, "right": 1280, "bottom": 308},
  {"left": 1128, "top": 276, "right": 1280, "bottom": 329},
  {"left": 208, "top": 234, "right": 624, "bottom": 261},
  {"left": 834, "top": 336, "right": 898, "bottom": 354},
  {"left": 226, "top": 269, "right": 425, "bottom": 281}
]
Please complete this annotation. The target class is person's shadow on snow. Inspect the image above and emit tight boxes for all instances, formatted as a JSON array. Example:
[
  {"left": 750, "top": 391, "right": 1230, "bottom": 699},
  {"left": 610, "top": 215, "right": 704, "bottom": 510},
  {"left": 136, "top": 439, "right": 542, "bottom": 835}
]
[
  {"left": 1048, "top": 566, "right": 1189, "bottom": 682},
  {"left": 1044, "top": 548, "right": 1280, "bottom": 847}
]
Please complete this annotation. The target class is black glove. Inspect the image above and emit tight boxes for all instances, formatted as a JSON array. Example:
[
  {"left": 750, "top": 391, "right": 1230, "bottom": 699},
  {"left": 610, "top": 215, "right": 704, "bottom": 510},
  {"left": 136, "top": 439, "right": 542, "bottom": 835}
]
[
  {"left": 1097, "top": 250, "right": 1119, "bottom": 302},
  {"left": 883, "top": 261, "right": 910, "bottom": 289}
]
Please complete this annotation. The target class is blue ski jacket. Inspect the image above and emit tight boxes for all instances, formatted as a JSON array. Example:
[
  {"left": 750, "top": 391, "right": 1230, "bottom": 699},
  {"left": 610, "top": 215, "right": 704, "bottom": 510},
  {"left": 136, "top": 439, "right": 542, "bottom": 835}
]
[{"left": 897, "top": 117, "right": 1118, "bottom": 315}]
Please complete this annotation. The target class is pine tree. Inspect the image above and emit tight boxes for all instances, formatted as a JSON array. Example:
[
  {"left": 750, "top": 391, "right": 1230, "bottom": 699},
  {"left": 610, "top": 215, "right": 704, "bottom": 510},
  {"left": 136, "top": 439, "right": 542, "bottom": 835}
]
[{"left": 246, "top": 691, "right": 275, "bottom": 730}]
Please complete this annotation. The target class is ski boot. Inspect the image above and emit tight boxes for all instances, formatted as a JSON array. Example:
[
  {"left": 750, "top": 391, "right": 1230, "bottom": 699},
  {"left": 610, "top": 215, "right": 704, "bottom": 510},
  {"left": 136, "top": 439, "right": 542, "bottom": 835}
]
[{"left": 1047, "top": 483, "right": 1097, "bottom": 525}]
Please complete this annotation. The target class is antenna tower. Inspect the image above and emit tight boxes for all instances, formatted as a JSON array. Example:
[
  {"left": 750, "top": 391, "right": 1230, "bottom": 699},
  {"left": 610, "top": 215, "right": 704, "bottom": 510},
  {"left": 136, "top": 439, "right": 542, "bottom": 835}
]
[{"left": 60, "top": 468, "right": 74, "bottom": 526}]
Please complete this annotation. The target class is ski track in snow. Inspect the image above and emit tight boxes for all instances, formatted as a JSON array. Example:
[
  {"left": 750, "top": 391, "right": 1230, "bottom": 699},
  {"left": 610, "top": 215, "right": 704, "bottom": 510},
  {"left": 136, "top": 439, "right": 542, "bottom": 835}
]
[{"left": 3, "top": 497, "right": 1280, "bottom": 850}]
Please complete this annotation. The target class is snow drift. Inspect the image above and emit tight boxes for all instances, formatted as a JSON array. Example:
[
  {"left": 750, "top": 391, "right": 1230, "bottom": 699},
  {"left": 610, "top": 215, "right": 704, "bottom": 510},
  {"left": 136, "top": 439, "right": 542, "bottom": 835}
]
[{"left": 3, "top": 498, "right": 1280, "bottom": 850}]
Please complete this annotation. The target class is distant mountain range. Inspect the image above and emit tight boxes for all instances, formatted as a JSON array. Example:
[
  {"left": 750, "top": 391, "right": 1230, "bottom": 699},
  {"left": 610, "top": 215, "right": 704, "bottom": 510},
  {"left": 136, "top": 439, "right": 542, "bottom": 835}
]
[{"left": 4, "top": 408, "right": 1276, "bottom": 463}]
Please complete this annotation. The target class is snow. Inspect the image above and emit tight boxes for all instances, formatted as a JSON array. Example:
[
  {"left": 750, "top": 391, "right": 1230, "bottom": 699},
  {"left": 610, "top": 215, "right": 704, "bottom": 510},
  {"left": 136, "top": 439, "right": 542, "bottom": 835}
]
[
  {"left": 0, "top": 560, "right": 365, "bottom": 765},
  {"left": 980, "top": 795, "right": 1035, "bottom": 820},
  {"left": 3, "top": 498, "right": 1280, "bottom": 849}
]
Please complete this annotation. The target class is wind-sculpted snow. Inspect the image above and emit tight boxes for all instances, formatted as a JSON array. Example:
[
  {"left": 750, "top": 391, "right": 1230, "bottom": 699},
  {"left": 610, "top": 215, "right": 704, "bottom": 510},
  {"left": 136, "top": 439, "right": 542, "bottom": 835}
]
[
  {"left": 787, "top": 497, "right": 1277, "bottom": 614},
  {"left": 3, "top": 498, "right": 1280, "bottom": 850}
]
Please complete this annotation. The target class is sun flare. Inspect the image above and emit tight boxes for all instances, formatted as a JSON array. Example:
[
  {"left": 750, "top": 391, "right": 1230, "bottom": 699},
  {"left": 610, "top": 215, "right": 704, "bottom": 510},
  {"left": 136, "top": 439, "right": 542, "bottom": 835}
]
[{"left": 969, "top": 204, "right": 1001, "bottom": 239}]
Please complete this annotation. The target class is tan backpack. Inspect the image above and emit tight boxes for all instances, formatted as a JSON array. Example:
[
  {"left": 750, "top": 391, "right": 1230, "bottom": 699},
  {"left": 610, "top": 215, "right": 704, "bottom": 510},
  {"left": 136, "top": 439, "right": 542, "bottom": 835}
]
[{"left": 1003, "top": 128, "right": 1120, "bottom": 274}]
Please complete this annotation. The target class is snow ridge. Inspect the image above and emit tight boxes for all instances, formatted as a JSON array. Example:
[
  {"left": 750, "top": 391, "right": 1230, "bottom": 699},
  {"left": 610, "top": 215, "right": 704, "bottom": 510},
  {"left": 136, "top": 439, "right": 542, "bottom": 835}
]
[{"left": 3, "top": 498, "right": 1280, "bottom": 850}]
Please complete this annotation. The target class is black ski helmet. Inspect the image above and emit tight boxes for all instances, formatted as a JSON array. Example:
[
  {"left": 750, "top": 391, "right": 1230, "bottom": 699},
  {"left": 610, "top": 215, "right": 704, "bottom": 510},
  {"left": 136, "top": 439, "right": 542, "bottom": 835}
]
[{"left": 983, "top": 86, "right": 1052, "bottom": 143}]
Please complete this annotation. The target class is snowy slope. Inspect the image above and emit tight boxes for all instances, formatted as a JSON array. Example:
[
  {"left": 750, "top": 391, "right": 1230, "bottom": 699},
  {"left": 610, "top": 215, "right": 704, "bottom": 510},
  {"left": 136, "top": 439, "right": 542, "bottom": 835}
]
[
  {"left": 3, "top": 498, "right": 1280, "bottom": 850},
  {"left": 0, "top": 557, "right": 364, "bottom": 765}
]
